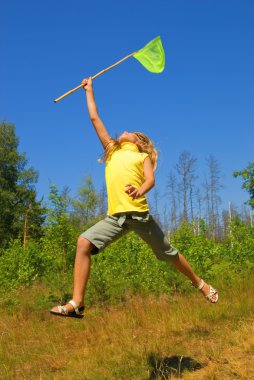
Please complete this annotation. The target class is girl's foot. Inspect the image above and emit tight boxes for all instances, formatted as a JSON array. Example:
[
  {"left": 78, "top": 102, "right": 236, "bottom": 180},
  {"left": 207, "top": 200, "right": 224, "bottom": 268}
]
[
  {"left": 50, "top": 300, "right": 85, "bottom": 318},
  {"left": 194, "top": 279, "right": 219, "bottom": 303}
]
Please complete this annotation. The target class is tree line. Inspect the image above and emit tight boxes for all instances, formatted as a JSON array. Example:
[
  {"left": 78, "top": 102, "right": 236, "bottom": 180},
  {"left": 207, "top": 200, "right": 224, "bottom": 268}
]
[{"left": 154, "top": 151, "right": 253, "bottom": 240}]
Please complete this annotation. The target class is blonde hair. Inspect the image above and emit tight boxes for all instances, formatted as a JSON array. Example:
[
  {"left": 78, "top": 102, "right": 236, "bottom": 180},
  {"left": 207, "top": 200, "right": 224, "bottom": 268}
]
[{"left": 99, "top": 132, "right": 158, "bottom": 171}]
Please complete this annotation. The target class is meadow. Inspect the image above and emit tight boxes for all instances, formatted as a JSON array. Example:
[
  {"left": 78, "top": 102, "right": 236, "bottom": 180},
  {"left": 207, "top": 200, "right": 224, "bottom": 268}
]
[
  {"left": 0, "top": 275, "right": 254, "bottom": 380},
  {"left": 0, "top": 216, "right": 254, "bottom": 379}
]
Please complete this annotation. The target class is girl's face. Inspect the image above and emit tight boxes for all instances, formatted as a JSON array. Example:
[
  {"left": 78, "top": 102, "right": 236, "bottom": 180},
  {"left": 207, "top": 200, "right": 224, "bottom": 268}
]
[{"left": 118, "top": 131, "right": 138, "bottom": 144}]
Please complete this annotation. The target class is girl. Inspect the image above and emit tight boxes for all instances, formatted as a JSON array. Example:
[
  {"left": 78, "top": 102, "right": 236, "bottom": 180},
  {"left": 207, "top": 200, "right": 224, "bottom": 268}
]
[{"left": 50, "top": 78, "right": 218, "bottom": 318}]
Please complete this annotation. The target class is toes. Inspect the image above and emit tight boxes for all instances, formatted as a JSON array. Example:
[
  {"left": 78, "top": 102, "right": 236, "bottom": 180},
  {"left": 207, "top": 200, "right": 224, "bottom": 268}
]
[
  {"left": 51, "top": 306, "right": 59, "bottom": 313},
  {"left": 211, "top": 292, "right": 218, "bottom": 303}
]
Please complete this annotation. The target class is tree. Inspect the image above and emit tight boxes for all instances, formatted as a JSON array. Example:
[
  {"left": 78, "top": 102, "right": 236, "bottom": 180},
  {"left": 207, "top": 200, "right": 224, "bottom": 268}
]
[
  {"left": 176, "top": 151, "right": 197, "bottom": 222},
  {"left": 0, "top": 121, "right": 45, "bottom": 247},
  {"left": 203, "top": 155, "right": 223, "bottom": 238},
  {"left": 152, "top": 188, "right": 160, "bottom": 223},
  {"left": 98, "top": 184, "right": 107, "bottom": 216},
  {"left": 70, "top": 175, "right": 100, "bottom": 228},
  {"left": 42, "top": 184, "right": 76, "bottom": 273},
  {"left": 234, "top": 162, "right": 254, "bottom": 209},
  {"left": 167, "top": 170, "right": 178, "bottom": 230},
  {"left": 207, "top": 155, "right": 222, "bottom": 232}
]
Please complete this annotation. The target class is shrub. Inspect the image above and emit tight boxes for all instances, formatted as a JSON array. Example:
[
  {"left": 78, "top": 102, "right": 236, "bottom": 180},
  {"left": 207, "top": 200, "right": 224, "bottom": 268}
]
[{"left": 0, "top": 240, "right": 43, "bottom": 289}]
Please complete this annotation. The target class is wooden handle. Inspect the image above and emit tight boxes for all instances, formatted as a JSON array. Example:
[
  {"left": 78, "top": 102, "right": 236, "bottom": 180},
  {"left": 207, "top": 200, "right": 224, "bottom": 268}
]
[
  {"left": 54, "top": 51, "right": 137, "bottom": 103},
  {"left": 54, "top": 83, "right": 83, "bottom": 103}
]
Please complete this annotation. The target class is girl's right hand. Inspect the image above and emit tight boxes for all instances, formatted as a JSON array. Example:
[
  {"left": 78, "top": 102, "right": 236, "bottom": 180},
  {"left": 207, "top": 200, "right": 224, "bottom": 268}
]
[{"left": 82, "top": 77, "right": 93, "bottom": 92}]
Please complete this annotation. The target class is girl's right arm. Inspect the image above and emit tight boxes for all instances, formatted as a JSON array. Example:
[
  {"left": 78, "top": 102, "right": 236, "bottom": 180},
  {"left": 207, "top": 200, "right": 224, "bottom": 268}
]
[{"left": 82, "top": 77, "right": 111, "bottom": 148}]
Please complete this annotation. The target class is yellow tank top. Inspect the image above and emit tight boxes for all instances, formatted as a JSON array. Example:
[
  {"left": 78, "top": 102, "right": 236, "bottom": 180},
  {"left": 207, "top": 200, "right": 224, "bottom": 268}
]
[{"left": 105, "top": 142, "right": 149, "bottom": 215}]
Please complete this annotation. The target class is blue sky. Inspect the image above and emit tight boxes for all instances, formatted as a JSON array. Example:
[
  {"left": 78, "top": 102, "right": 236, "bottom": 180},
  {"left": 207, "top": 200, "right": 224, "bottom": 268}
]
[{"left": 1, "top": 0, "right": 254, "bottom": 216}]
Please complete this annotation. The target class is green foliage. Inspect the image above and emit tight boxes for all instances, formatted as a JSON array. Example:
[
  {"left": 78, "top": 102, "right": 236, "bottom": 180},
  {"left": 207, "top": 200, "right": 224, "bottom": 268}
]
[
  {"left": 234, "top": 162, "right": 254, "bottom": 209},
  {"left": 0, "top": 240, "right": 44, "bottom": 289},
  {"left": 0, "top": 184, "right": 253, "bottom": 303},
  {"left": 86, "top": 233, "right": 177, "bottom": 303},
  {"left": 170, "top": 219, "right": 254, "bottom": 281},
  {"left": 70, "top": 175, "right": 101, "bottom": 229},
  {"left": 222, "top": 218, "right": 254, "bottom": 268},
  {"left": 0, "top": 185, "right": 78, "bottom": 291},
  {"left": 171, "top": 222, "right": 220, "bottom": 275},
  {"left": 41, "top": 184, "right": 77, "bottom": 274},
  {"left": 0, "top": 121, "right": 45, "bottom": 248}
]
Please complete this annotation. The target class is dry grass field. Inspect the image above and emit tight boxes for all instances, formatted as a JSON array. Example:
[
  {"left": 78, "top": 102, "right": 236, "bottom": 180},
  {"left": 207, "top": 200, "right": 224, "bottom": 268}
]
[{"left": 0, "top": 278, "right": 254, "bottom": 380}]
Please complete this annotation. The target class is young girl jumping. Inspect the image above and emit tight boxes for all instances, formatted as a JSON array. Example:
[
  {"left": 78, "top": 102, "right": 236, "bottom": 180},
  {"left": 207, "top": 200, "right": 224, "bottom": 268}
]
[{"left": 50, "top": 78, "right": 218, "bottom": 318}]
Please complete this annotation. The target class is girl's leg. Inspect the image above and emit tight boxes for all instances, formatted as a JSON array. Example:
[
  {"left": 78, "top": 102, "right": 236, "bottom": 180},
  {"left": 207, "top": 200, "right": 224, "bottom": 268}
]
[
  {"left": 132, "top": 216, "right": 217, "bottom": 300},
  {"left": 170, "top": 253, "right": 217, "bottom": 300},
  {"left": 72, "top": 237, "right": 93, "bottom": 306},
  {"left": 171, "top": 252, "right": 200, "bottom": 286},
  {"left": 51, "top": 236, "right": 93, "bottom": 313},
  {"left": 51, "top": 216, "right": 128, "bottom": 315}
]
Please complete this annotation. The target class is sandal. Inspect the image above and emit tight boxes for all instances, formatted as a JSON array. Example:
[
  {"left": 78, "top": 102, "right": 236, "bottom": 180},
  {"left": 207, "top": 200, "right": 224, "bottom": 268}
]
[
  {"left": 196, "top": 279, "right": 219, "bottom": 304},
  {"left": 50, "top": 300, "right": 85, "bottom": 318}
]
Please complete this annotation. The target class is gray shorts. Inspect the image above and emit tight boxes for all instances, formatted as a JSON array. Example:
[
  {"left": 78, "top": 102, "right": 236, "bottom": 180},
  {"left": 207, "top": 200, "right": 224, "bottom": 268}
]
[{"left": 80, "top": 212, "right": 178, "bottom": 262}]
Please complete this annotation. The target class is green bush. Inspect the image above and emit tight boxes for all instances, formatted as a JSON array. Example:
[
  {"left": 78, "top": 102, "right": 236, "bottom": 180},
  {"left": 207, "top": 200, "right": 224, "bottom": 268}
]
[
  {"left": 171, "top": 222, "right": 221, "bottom": 275},
  {"left": 222, "top": 219, "right": 254, "bottom": 268},
  {"left": 0, "top": 240, "right": 43, "bottom": 289}
]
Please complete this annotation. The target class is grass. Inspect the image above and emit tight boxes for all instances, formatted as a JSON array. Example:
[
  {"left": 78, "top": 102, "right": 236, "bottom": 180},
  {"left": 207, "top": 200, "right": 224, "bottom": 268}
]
[{"left": 0, "top": 277, "right": 254, "bottom": 379}]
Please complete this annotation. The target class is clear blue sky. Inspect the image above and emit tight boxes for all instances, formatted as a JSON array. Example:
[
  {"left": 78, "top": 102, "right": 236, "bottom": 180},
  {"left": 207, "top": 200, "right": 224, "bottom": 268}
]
[{"left": 1, "top": 0, "right": 254, "bottom": 215}]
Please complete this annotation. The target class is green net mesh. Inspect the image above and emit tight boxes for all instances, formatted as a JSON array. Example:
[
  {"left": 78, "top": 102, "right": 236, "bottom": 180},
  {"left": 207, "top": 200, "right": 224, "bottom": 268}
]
[{"left": 133, "top": 36, "right": 165, "bottom": 73}]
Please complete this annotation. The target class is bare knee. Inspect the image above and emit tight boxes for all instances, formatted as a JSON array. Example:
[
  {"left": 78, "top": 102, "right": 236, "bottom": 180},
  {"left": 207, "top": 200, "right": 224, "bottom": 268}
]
[{"left": 77, "top": 236, "right": 93, "bottom": 256}]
